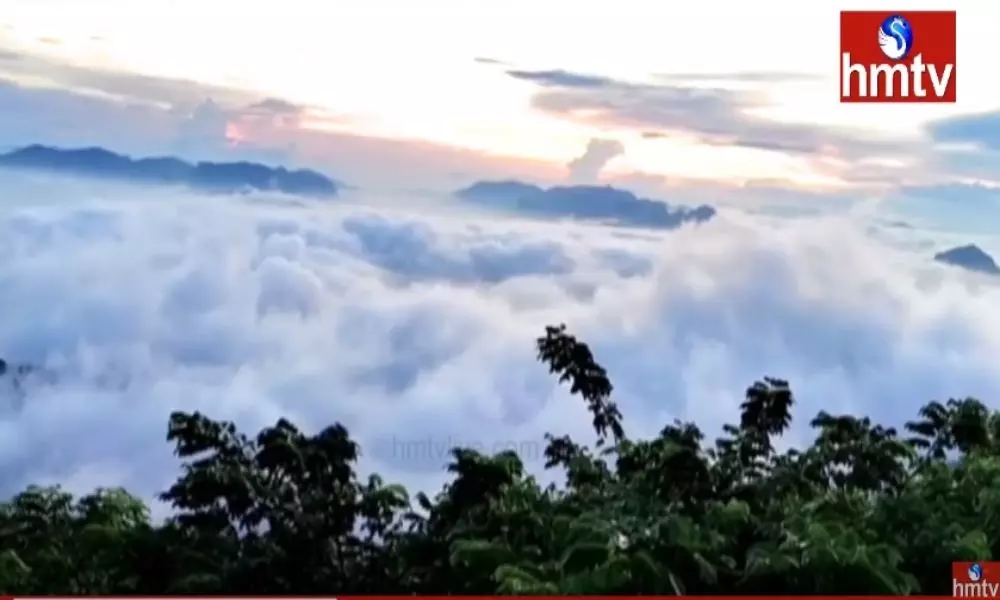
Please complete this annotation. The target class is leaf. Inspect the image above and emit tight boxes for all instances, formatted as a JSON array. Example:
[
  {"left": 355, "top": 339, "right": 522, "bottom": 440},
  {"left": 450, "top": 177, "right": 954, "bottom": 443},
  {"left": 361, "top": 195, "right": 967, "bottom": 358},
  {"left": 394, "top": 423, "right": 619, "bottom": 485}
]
[
  {"left": 0, "top": 549, "right": 31, "bottom": 575},
  {"left": 667, "top": 570, "right": 685, "bottom": 595},
  {"left": 415, "top": 491, "right": 433, "bottom": 512},
  {"left": 450, "top": 539, "right": 515, "bottom": 568},
  {"left": 558, "top": 542, "right": 610, "bottom": 574}
]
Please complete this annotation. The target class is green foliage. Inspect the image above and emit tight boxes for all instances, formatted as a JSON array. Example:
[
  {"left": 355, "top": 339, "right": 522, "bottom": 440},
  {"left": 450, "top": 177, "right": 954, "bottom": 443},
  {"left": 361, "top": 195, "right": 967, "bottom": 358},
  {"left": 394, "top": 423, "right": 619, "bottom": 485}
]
[{"left": 2, "top": 323, "right": 998, "bottom": 593}]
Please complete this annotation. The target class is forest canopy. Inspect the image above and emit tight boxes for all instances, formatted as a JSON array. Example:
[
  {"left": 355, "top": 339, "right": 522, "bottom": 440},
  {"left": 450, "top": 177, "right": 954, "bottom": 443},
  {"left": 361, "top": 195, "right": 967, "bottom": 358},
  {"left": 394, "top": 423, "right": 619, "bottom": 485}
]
[{"left": 1, "top": 324, "right": 997, "bottom": 594}]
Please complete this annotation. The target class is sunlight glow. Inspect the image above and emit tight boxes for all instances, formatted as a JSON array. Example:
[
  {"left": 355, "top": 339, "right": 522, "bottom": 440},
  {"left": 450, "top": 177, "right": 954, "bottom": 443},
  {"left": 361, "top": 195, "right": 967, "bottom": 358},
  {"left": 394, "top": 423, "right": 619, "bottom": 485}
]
[{"left": 1, "top": 0, "right": 998, "bottom": 187}]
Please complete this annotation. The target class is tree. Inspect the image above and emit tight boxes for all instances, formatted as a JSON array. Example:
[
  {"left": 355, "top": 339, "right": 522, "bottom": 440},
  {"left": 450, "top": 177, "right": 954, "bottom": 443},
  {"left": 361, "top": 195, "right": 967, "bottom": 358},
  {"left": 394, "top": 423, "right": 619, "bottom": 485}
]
[{"left": 1, "top": 324, "right": 998, "bottom": 593}]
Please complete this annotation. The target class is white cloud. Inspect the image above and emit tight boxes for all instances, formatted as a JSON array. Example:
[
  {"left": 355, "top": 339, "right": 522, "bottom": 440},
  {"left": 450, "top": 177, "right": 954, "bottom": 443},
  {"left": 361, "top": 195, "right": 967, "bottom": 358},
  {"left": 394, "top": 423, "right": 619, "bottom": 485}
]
[
  {"left": 567, "top": 138, "right": 624, "bottom": 184},
  {"left": 1, "top": 171, "right": 1000, "bottom": 514}
]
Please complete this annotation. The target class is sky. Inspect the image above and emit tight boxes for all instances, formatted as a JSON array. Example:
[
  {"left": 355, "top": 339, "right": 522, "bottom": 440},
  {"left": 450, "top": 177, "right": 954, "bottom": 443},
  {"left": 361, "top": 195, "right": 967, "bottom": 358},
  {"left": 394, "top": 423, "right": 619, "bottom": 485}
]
[
  {"left": 2, "top": 0, "right": 1000, "bottom": 199},
  {"left": 2, "top": 1, "right": 1000, "bottom": 509}
]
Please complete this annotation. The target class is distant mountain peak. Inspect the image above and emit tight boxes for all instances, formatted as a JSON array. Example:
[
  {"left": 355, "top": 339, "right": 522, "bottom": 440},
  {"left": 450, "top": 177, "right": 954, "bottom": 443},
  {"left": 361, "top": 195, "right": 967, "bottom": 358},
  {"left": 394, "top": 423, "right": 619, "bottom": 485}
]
[
  {"left": 933, "top": 244, "right": 1000, "bottom": 275},
  {"left": 0, "top": 145, "right": 341, "bottom": 198},
  {"left": 456, "top": 179, "right": 715, "bottom": 229}
]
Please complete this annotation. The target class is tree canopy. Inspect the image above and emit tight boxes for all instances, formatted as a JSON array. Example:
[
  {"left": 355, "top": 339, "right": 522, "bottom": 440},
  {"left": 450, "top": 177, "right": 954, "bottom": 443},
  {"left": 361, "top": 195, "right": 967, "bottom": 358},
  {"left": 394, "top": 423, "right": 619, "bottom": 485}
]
[{"left": 2, "top": 323, "right": 997, "bottom": 594}]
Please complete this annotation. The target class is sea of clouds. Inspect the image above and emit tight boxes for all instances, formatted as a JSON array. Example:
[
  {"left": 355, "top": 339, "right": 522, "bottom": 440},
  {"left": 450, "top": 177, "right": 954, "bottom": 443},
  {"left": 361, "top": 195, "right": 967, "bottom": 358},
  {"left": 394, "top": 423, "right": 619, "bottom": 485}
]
[{"left": 1, "top": 170, "right": 999, "bottom": 513}]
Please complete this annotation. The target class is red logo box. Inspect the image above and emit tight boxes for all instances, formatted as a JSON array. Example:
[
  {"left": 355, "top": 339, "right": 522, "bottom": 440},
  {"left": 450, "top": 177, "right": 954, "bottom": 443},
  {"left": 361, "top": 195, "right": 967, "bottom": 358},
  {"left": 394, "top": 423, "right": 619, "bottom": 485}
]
[
  {"left": 953, "top": 562, "right": 1000, "bottom": 598},
  {"left": 840, "top": 10, "right": 956, "bottom": 103}
]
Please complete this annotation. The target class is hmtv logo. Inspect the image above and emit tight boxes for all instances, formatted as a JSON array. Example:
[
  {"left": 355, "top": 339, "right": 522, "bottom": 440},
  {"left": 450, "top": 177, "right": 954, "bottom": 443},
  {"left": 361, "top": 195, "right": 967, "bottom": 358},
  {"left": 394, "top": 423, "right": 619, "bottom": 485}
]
[
  {"left": 953, "top": 562, "right": 1000, "bottom": 598},
  {"left": 840, "top": 10, "right": 956, "bottom": 103}
]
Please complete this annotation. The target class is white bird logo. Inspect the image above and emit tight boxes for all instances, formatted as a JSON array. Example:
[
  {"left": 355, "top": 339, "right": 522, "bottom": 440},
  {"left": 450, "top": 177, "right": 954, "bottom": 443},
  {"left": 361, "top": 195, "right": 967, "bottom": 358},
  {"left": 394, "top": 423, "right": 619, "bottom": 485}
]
[{"left": 878, "top": 17, "right": 909, "bottom": 60}]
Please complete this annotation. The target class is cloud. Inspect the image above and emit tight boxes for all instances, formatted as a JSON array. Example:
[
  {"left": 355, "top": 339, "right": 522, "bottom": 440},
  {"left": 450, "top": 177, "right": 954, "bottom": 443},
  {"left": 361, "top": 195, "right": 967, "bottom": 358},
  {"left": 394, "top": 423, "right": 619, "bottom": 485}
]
[
  {"left": 168, "top": 97, "right": 311, "bottom": 160},
  {"left": 473, "top": 57, "right": 509, "bottom": 66},
  {"left": 506, "top": 68, "right": 904, "bottom": 161},
  {"left": 0, "top": 48, "right": 310, "bottom": 163},
  {"left": 0, "top": 75, "right": 283, "bottom": 162},
  {"left": 880, "top": 183, "right": 1000, "bottom": 236},
  {"left": 924, "top": 111, "right": 1000, "bottom": 184},
  {"left": 175, "top": 98, "right": 230, "bottom": 155},
  {"left": 2, "top": 172, "right": 1000, "bottom": 513},
  {"left": 0, "top": 49, "right": 252, "bottom": 110},
  {"left": 654, "top": 72, "right": 823, "bottom": 83},
  {"left": 0, "top": 79, "right": 175, "bottom": 153},
  {"left": 567, "top": 138, "right": 624, "bottom": 183},
  {"left": 930, "top": 111, "right": 1000, "bottom": 152},
  {"left": 245, "top": 98, "right": 307, "bottom": 126},
  {"left": 507, "top": 69, "right": 615, "bottom": 89},
  {"left": 0, "top": 49, "right": 565, "bottom": 190}
]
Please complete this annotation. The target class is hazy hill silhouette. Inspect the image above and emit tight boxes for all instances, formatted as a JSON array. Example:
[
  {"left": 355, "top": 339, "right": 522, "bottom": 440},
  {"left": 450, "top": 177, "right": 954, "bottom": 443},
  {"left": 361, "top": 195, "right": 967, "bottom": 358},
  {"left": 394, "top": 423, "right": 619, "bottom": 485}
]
[
  {"left": 456, "top": 180, "right": 716, "bottom": 229},
  {"left": 933, "top": 244, "right": 1000, "bottom": 275},
  {"left": 0, "top": 145, "right": 341, "bottom": 197}
]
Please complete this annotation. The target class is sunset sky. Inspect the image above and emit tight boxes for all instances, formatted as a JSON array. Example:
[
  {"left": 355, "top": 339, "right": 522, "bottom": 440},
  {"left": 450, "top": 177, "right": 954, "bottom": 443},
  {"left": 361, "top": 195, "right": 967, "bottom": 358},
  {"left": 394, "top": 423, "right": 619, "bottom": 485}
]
[{"left": 1, "top": 0, "right": 998, "bottom": 195}]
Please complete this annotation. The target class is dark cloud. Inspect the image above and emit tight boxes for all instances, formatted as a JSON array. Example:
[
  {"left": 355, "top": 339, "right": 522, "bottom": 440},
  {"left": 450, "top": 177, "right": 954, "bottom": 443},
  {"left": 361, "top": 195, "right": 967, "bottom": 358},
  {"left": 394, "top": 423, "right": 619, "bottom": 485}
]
[
  {"left": 473, "top": 57, "right": 508, "bottom": 66},
  {"left": 249, "top": 98, "right": 302, "bottom": 115},
  {"left": 506, "top": 68, "right": 902, "bottom": 160},
  {"left": 507, "top": 69, "right": 615, "bottom": 89},
  {"left": 243, "top": 97, "right": 308, "bottom": 129}
]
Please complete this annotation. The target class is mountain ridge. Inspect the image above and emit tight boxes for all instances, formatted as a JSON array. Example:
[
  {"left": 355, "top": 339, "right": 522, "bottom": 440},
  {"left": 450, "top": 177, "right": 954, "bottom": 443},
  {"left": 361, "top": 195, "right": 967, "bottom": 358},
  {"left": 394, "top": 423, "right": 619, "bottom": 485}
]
[
  {"left": 456, "top": 179, "right": 716, "bottom": 229},
  {"left": 0, "top": 145, "right": 341, "bottom": 197}
]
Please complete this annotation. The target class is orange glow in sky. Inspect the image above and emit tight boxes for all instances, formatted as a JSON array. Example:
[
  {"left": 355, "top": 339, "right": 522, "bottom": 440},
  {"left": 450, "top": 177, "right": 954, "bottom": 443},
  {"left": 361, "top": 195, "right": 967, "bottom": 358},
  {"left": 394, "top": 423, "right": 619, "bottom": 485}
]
[
  {"left": 225, "top": 122, "right": 247, "bottom": 147},
  {"left": 0, "top": 0, "right": 997, "bottom": 189}
]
